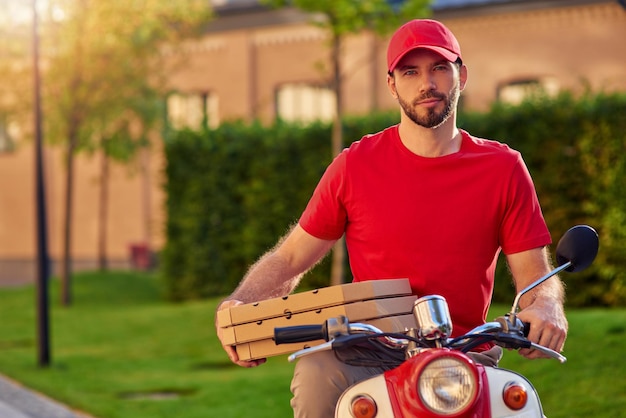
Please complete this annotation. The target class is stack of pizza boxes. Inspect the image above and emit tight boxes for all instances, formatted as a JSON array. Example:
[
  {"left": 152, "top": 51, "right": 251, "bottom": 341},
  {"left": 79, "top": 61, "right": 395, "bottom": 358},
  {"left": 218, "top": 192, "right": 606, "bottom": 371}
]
[{"left": 216, "top": 278, "right": 417, "bottom": 361}]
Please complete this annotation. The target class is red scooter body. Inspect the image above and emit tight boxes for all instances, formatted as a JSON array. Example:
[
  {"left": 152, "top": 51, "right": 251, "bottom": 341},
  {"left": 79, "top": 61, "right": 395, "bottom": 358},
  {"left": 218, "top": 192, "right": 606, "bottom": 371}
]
[
  {"left": 335, "top": 348, "right": 543, "bottom": 418},
  {"left": 384, "top": 350, "right": 489, "bottom": 417}
]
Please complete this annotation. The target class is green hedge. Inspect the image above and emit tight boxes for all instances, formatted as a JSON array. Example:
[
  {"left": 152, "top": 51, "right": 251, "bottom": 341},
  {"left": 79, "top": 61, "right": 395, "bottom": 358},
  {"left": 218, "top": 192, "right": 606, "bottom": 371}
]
[
  {"left": 162, "top": 91, "right": 626, "bottom": 307},
  {"left": 459, "top": 92, "right": 626, "bottom": 306}
]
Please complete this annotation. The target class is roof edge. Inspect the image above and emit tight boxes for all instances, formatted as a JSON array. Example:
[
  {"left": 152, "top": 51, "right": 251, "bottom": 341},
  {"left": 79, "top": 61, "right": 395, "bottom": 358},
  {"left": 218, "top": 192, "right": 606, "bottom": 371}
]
[{"left": 433, "top": 0, "right": 614, "bottom": 18}]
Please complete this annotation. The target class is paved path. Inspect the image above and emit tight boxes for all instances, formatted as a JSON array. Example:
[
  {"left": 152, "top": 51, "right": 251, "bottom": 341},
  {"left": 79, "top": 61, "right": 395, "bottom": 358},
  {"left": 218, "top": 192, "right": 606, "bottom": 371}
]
[{"left": 0, "top": 374, "right": 93, "bottom": 418}]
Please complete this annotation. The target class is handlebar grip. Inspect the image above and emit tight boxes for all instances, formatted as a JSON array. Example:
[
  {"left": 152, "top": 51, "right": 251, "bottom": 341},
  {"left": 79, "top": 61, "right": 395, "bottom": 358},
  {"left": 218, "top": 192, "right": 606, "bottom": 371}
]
[{"left": 274, "top": 324, "right": 328, "bottom": 345}]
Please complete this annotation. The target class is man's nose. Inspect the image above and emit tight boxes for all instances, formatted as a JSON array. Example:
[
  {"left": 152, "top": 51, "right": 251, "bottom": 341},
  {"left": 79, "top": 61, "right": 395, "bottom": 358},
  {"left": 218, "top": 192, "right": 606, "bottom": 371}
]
[{"left": 418, "top": 73, "right": 437, "bottom": 93}]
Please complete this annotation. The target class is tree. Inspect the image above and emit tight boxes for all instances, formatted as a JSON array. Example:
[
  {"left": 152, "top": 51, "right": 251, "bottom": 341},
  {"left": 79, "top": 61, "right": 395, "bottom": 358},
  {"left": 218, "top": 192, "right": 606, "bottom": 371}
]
[
  {"left": 42, "top": 0, "right": 212, "bottom": 305},
  {"left": 262, "top": 0, "right": 432, "bottom": 285},
  {"left": 0, "top": 2, "right": 32, "bottom": 152}
]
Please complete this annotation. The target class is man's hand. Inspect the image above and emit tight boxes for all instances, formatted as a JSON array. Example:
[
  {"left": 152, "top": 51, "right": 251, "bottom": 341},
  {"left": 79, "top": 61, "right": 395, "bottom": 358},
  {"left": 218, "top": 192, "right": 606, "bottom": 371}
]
[
  {"left": 516, "top": 296, "right": 568, "bottom": 360},
  {"left": 215, "top": 300, "right": 267, "bottom": 368},
  {"left": 506, "top": 247, "right": 568, "bottom": 360}
]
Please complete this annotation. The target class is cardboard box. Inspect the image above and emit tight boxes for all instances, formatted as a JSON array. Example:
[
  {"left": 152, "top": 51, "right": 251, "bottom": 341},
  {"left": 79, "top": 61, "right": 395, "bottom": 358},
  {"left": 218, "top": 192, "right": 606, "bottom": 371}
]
[
  {"left": 217, "top": 279, "right": 418, "bottom": 361},
  {"left": 235, "top": 314, "right": 417, "bottom": 361},
  {"left": 216, "top": 278, "right": 412, "bottom": 328},
  {"left": 221, "top": 295, "right": 417, "bottom": 345}
]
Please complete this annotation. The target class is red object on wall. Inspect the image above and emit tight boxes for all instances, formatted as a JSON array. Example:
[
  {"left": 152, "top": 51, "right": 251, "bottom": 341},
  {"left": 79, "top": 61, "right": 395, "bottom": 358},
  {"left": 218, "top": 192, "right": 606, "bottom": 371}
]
[{"left": 129, "top": 243, "right": 151, "bottom": 270}]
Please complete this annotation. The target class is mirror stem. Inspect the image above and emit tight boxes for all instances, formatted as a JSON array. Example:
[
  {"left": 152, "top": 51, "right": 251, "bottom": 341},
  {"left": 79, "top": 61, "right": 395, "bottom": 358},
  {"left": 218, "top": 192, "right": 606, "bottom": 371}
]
[{"left": 509, "top": 261, "right": 572, "bottom": 317}]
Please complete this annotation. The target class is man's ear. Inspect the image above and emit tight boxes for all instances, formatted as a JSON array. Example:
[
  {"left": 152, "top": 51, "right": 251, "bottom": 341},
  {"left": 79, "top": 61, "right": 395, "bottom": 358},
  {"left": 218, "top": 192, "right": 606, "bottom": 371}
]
[
  {"left": 459, "top": 64, "right": 468, "bottom": 91},
  {"left": 387, "top": 73, "right": 398, "bottom": 99}
]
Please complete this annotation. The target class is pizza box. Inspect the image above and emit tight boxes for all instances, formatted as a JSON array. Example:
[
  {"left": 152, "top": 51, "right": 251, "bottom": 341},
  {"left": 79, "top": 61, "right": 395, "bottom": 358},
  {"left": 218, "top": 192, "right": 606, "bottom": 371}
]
[
  {"left": 235, "top": 314, "right": 417, "bottom": 361},
  {"left": 221, "top": 295, "right": 417, "bottom": 345},
  {"left": 216, "top": 278, "right": 411, "bottom": 328}
]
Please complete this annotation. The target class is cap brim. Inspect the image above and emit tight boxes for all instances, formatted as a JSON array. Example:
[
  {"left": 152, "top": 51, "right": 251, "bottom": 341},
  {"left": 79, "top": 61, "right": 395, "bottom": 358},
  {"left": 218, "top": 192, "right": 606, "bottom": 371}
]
[{"left": 388, "top": 45, "right": 459, "bottom": 72}]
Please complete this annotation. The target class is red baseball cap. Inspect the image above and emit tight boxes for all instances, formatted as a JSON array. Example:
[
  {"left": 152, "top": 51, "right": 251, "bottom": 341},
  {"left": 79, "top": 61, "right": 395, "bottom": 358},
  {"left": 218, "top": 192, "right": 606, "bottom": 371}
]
[{"left": 387, "top": 19, "right": 462, "bottom": 73}]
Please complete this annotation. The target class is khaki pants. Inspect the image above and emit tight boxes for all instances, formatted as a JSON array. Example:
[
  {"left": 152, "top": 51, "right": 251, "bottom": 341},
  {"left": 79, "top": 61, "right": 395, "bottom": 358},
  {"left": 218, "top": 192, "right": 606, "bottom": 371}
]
[{"left": 290, "top": 344, "right": 502, "bottom": 418}]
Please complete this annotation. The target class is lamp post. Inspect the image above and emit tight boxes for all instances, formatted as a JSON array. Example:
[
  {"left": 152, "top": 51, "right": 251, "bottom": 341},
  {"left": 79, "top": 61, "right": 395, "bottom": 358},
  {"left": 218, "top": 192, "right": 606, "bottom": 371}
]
[{"left": 33, "top": 0, "right": 51, "bottom": 368}]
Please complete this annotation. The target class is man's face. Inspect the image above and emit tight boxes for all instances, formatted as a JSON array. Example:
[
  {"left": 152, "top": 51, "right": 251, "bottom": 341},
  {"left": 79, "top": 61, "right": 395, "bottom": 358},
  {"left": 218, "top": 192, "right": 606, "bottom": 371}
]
[{"left": 387, "top": 49, "right": 467, "bottom": 129}]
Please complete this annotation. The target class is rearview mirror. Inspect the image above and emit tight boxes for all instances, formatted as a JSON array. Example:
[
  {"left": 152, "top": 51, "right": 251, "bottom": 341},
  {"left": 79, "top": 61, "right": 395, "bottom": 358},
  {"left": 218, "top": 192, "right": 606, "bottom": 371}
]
[
  {"left": 555, "top": 225, "right": 599, "bottom": 272},
  {"left": 510, "top": 224, "right": 599, "bottom": 315}
]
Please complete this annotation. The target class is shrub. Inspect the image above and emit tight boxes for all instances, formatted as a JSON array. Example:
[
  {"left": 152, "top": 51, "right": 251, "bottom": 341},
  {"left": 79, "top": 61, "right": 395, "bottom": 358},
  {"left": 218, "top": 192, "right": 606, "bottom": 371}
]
[{"left": 162, "top": 92, "right": 626, "bottom": 307}]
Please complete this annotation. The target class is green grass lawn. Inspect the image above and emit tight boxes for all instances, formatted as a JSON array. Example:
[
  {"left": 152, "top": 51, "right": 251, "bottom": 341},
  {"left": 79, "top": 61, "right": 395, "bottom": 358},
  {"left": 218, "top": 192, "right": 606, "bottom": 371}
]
[{"left": 0, "top": 271, "right": 625, "bottom": 418}]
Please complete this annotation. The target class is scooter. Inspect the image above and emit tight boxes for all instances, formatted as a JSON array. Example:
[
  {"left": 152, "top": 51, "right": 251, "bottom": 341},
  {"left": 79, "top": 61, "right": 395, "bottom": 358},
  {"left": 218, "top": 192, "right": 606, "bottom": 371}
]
[{"left": 274, "top": 225, "right": 599, "bottom": 418}]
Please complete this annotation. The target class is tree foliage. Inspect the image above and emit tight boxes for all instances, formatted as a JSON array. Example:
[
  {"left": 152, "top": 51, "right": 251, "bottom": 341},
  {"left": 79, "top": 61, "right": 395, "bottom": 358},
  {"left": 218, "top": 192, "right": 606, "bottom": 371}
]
[
  {"left": 262, "top": 0, "right": 432, "bottom": 36},
  {"left": 0, "top": 3, "right": 32, "bottom": 151},
  {"left": 43, "top": 0, "right": 211, "bottom": 152},
  {"left": 40, "top": 0, "right": 212, "bottom": 303}
]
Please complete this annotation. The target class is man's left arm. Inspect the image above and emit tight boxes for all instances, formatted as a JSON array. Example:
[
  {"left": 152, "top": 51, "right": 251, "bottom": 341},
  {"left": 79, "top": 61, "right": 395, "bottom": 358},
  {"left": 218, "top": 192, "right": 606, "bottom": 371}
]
[{"left": 505, "top": 246, "right": 568, "bottom": 359}]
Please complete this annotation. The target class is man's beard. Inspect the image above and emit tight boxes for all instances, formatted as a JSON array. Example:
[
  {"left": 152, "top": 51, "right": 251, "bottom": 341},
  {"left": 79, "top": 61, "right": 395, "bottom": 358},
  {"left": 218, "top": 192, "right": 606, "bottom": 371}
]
[{"left": 397, "top": 85, "right": 460, "bottom": 129}]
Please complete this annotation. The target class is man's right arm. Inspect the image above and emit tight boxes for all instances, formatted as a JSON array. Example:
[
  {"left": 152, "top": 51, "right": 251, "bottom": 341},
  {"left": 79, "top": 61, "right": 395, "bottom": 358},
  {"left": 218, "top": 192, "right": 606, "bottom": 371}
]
[{"left": 214, "top": 223, "right": 337, "bottom": 367}]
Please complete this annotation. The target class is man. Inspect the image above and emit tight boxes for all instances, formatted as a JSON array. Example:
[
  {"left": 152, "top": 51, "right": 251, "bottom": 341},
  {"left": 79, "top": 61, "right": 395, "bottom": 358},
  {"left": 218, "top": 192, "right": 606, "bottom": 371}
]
[{"left": 215, "top": 19, "right": 568, "bottom": 417}]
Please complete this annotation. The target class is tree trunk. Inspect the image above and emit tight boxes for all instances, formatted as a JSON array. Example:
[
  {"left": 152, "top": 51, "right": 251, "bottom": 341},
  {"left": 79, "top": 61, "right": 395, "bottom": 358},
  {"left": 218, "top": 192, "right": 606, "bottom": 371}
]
[
  {"left": 61, "top": 2, "right": 86, "bottom": 306},
  {"left": 370, "top": 33, "right": 380, "bottom": 112},
  {"left": 329, "top": 32, "right": 345, "bottom": 286},
  {"left": 61, "top": 133, "right": 77, "bottom": 306},
  {"left": 97, "top": 147, "right": 109, "bottom": 271}
]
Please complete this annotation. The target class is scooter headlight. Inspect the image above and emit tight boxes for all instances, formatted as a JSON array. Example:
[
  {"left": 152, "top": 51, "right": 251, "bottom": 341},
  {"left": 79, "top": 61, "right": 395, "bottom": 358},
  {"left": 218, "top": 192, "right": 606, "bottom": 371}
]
[{"left": 418, "top": 356, "right": 478, "bottom": 415}]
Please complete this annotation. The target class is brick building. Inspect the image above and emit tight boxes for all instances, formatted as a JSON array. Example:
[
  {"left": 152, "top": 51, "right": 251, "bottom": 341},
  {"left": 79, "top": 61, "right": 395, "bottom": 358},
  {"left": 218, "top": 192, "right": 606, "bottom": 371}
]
[{"left": 0, "top": 0, "right": 624, "bottom": 284}]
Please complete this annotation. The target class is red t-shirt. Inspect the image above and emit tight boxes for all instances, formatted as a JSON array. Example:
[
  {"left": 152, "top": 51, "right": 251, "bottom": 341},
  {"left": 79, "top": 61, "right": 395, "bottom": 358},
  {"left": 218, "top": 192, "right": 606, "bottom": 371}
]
[{"left": 299, "top": 126, "right": 551, "bottom": 337}]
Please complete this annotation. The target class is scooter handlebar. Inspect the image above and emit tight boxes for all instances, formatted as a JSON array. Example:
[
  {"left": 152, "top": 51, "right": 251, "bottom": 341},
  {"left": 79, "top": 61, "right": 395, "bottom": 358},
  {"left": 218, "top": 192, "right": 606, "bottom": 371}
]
[{"left": 274, "top": 324, "right": 328, "bottom": 344}]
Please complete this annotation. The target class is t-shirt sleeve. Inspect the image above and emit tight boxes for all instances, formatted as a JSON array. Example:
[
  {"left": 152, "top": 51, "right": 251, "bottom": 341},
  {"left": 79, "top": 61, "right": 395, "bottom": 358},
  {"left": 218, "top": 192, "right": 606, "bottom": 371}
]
[
  {"left": 500, "top": 154, "right": 552, "bottom": 254},
  {"left": 298, "top": 151, "right": 348, "bottom": 241}
]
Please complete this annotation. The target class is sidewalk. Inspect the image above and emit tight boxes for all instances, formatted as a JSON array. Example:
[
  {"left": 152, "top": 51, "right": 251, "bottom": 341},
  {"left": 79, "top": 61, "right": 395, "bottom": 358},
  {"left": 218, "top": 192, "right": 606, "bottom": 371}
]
[{"left": 0, "top": 374, "right": 93, "bottom": 418}]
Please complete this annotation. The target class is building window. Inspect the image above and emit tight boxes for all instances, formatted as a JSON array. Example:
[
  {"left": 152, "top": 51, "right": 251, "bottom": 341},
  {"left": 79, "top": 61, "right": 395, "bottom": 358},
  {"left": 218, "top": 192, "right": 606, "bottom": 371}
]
[
  {"left": 276, "top": 84, "right": 336, "bottom": 124},
  {"left": 497, "top": 77, "right": 559, "bottom": 105},
  {"left": 166, "top": 92, "right": 219, "bottom": 130}
]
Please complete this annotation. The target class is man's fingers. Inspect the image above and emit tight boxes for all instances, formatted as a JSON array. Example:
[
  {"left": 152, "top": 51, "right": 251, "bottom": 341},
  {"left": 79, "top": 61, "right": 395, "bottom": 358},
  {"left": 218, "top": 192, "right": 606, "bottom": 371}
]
[
  {"left": 237, "top": 358, "right": 267, "bottom": 368},
  {"left": 216, "top": 300, "right": 267, "bottom": 367}
]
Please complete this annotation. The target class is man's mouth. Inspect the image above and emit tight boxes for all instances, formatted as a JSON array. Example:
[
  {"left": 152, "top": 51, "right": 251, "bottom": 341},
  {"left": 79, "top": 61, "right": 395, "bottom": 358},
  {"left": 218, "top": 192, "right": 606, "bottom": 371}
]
[
  {"left": 414, "top": 93, "right": 445, "bottom": 108},
  {"left": 416, "top": 98, "right": 442, "bottom": 108}
]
